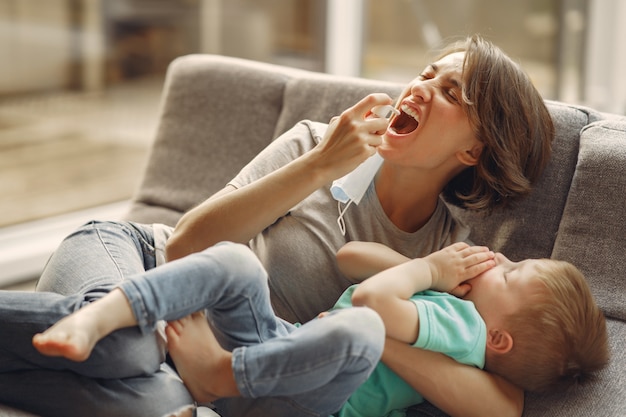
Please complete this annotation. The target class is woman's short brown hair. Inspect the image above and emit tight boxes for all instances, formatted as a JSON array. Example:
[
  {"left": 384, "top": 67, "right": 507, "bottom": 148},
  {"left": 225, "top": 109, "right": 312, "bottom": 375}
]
[
  {"left": 486, "top": 260, "right": 609, "bottom": 392},
  {"left": 441, "top": 35, "right": 555, "bottom": 211}
]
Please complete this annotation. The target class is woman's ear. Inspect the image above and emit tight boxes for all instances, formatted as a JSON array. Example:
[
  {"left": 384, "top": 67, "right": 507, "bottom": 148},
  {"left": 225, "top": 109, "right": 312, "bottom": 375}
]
[
  {"left": 486, "top": 328, "right": 513, "bottom": 354},
  {"left": 456, "top": 143, "right": 483, "bottom": 167}
]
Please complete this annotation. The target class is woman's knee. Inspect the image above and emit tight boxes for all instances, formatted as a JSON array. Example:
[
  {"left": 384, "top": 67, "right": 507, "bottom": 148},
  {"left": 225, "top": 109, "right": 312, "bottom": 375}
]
[{"left": 37, "top": 220, "right": 146, "bottom": 294}]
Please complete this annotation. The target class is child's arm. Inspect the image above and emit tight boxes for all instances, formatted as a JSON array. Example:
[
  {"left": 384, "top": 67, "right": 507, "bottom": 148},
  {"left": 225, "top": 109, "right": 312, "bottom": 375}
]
[
  {"left": 351, "top": 242, "right": 494, "bottom": 344},
  {"left": 336, "top": 241, "right": 411, "bottom": 282}
]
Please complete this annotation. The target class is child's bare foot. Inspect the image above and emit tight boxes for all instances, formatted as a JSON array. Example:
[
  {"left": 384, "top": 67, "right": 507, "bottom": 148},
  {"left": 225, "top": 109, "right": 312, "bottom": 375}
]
[
  {"left": 33, "top": 288, "right": 136, "bottom": 362},
  {"left": 166, "top": 312, "right": 239, "bottom": 403},
  {"left": 32, "top": 310, "right": 101, "bottom": 362}
]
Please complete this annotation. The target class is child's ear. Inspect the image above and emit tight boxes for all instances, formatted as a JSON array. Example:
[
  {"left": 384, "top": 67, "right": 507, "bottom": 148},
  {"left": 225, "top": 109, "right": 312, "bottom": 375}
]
[
  {"left": 486, "top": 328, "right": 513, "bottom": 354},
  {"left": 456, "top": 143, "right": 483, "bottom": 167}
]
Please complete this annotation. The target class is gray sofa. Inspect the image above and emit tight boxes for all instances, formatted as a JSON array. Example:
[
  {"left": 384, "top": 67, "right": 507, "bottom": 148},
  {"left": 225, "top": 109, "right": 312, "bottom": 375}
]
[{"left": 3, "top": 54, "right": 625, "bottom": 416}]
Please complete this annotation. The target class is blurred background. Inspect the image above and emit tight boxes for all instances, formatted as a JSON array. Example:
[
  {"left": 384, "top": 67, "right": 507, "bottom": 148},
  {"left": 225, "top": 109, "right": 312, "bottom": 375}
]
[{"left": 1, "top": 0, "right": 625, "bottom": 288}]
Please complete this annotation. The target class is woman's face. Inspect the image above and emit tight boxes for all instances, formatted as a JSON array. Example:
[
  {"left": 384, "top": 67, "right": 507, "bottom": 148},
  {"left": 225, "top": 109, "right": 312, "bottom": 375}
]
[{"left": 378, "top": 52, "right": 480, "bottom": 171}]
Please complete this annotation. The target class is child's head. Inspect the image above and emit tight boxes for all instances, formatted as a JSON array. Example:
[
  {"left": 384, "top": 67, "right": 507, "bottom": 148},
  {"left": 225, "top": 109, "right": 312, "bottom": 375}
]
[
  {"left": 479, "top": 258, "right": 609, "bottom": 392},
  {"left": 438, "top": 35, "right": 555, "bottom": 211}
]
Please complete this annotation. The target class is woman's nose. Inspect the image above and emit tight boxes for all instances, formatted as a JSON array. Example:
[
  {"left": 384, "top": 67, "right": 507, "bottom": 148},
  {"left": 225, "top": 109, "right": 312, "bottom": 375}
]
[{"left": 410, "top": 81, "right": 433, "bottom": 103}]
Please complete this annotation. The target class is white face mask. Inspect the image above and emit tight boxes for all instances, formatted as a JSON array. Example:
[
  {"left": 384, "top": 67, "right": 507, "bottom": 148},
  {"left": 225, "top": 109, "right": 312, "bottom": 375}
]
[
  {"left": 330, "top": 105, "right": 398, "bottom": 235},
  {"left": 330, "top": 153, "right": 383, "bottom": 235}
]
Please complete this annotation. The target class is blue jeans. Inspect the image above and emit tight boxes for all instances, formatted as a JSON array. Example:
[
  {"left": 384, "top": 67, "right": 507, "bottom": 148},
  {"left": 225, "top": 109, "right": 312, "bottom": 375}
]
[
  {"left": 0, "top": 220, "right": 194, "bottom": 417},
  {"left": 0, "top": 221, "right": 384, "bottom": 417},
  {"left": 119, "top": 241, "right": 385, "bottom": 416}
]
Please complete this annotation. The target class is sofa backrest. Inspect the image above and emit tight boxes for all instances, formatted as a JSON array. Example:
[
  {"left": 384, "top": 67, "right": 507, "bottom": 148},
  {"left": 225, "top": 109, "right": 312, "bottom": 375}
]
[
  {"left": 551, "top": 119, "right": 626, "bottom": 321},
  {"left": 126, "top": 55, "right": 298, "bottom": 225}
]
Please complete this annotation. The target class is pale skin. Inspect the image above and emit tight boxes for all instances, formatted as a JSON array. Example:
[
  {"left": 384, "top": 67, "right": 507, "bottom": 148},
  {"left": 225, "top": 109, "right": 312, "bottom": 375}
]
[{"left": 37, "top": 50, "right": 524, "bottom": 416}]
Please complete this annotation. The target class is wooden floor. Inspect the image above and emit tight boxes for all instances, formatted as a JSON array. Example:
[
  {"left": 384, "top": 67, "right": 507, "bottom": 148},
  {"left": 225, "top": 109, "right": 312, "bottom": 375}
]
[
  {"left": 0, "top": 132, "right": 148, "bottom": 227},
  {"left": 0, "top": 77, "right": 164, "bottom": 227}
]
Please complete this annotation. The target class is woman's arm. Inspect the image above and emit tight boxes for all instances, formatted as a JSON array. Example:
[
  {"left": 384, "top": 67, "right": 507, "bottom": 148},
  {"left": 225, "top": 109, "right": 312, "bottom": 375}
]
[
  {"left": 383, "top": 338, "right": 524, "bottom": 417},
  {"left": 166, "top": 153, "right": 329, "bottom": 261},
  {"left": 166, "top": 94, "right": 394, "bottom": 261}
]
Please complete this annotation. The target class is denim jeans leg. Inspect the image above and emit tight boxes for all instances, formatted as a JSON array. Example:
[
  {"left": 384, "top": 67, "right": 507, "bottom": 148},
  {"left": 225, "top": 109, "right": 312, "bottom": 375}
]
[
  {"left": 36, "top": 220, "right": 158, "bottom": 295},
  {"left": 0, "top": 221, "right": 194, "bottom": 416},
  {"left": 118, "top": 241, "right": 293, "bottom": 341},
  {"left": 117, "top": 241, "right": 385, "bottom": 417},
  {"left": 0, "top": 294, "right": 194, "bottom": 417},
  {"left": 29, "top": 220, "right": 166, "bottom": 374},
  {"left": 0, "top": 289, "right": 164, "bottom": 378},
  {"left": 222, "top": 307, "right": 385, "bottom": 417},
  {"left": 0, "top": 367, "right": 193, "bottom": 417}
]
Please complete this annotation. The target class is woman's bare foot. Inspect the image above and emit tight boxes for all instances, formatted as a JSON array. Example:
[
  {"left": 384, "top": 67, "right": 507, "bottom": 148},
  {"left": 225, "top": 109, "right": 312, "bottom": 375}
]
[
  {"left": 32, "top": 288, "right": 136, "bottom": 362},
  {"left": 166, "top": 312, "right": 240, "bottom": 403}
]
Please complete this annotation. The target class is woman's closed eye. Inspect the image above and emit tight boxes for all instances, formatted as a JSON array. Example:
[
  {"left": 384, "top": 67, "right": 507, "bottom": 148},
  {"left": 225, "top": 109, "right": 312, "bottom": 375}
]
[
  {"left": 446, "top": 88, "right": 460, "bottom": 103},
  {"left": 418, "top": 70, "right": 434, "bottom": 80}
]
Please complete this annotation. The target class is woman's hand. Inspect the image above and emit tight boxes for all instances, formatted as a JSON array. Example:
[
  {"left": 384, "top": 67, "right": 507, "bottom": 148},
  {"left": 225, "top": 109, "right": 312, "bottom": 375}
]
[{"left": 312, "top": 93, "right": 394, "bottom": 180}]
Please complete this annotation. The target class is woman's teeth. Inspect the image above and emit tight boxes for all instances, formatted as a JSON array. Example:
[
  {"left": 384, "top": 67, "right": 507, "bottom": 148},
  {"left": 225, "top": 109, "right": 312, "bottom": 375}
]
[
  {"left": 400, "top": 104, "right": 420, "bottom": 123},
  {"left": 389, "top": 104, "right": 420, "bottom": 134}
]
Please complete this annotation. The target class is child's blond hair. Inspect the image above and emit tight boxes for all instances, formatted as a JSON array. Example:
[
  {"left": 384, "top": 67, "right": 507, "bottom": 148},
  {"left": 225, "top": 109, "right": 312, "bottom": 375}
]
[{"left": 486, "top": 260, "right": 609, "bottom": 392}]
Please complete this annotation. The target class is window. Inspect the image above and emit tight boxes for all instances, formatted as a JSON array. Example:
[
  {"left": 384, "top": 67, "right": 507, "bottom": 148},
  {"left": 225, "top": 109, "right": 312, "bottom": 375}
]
[{"left": 1, "top": 0, "right": 622, "bottom": 287}]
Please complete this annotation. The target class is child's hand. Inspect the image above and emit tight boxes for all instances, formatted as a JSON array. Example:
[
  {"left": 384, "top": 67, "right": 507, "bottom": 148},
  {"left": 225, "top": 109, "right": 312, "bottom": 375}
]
[{"left": 424, "top": 243, "right": 495, "bottom": 293}]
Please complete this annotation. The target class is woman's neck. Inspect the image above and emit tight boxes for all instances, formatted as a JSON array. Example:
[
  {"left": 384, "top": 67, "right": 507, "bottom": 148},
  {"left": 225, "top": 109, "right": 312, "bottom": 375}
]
[{"left": 375, "top": 166, "right": 447, "bottom": 233}]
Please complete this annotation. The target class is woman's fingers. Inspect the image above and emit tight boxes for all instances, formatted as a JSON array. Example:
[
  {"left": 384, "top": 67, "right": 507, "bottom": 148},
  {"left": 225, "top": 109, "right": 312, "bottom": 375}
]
[
  {"left": 317, "top": 93, "right": 396, "bottom": 179},
  {"left": 352, "top": 94, "right": 396, "bottom": 136},
  {"left": 351, "top": 93, "right": 395, "bottom": 117}
]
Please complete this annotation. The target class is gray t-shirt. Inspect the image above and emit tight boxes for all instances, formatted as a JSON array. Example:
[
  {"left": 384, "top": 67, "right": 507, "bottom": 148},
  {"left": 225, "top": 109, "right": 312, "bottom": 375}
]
[{"left": 229, "top": 120, "right": 470, "bottom": 323}]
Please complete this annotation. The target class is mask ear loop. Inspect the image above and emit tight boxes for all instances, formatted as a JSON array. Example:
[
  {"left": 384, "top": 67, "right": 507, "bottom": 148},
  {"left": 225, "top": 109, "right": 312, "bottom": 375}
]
[{"left": 336, "top": 200, "right": 353, "bottom": 236}]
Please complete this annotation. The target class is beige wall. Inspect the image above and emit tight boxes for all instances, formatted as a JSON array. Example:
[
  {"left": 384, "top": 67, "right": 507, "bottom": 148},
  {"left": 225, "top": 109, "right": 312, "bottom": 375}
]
[{"left": 0, "top": 0, "right": 74, "bottom": 94}]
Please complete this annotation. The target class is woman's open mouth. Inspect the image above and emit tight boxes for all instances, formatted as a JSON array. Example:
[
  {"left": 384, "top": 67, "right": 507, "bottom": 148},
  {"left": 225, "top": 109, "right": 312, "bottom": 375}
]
[{"left": 390, "top": 104, "right": 420, "bottom": 135}]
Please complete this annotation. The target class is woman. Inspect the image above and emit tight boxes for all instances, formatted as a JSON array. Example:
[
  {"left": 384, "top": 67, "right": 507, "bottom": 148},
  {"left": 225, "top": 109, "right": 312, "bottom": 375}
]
[{"left": 5, "top": 34, "right": 553, "bottom": 417}]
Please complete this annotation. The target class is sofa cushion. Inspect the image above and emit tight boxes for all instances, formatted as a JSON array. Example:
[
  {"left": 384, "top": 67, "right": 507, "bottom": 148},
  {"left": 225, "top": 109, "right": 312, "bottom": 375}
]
[
  {"left": 447, "top": 101, "right": 602, "bottom": 261},
  {"left": 552, "top": 119, "right": 626, "bottom": 321}
]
